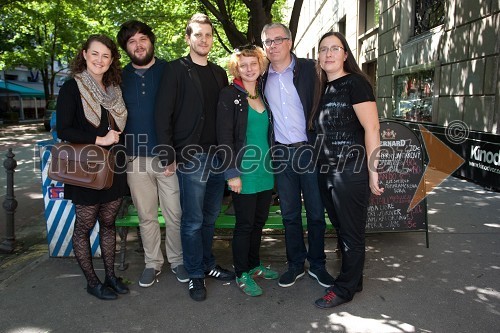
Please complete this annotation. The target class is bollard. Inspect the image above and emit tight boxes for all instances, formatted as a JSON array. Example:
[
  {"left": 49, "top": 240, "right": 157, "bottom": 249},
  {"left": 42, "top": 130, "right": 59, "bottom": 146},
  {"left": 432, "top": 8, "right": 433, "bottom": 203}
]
[{"left": 0, "top": 148, "right": 18, "bottom": 253}]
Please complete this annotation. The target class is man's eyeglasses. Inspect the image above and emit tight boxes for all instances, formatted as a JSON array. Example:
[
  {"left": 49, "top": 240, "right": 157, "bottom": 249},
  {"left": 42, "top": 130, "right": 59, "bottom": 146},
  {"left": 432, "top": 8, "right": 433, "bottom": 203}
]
[
  {"left": 234, "top": 44, "right": 257, "bottom": 53},
  {"left": 263, "top": 37, "right": 290, "bottom": 47},
  {"left": 319, "top": 45, "right": 345, "bottom": 54}
]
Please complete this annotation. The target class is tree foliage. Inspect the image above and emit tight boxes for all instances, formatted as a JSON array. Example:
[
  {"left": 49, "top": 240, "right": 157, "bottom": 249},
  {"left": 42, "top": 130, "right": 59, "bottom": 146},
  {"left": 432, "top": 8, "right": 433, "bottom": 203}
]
[
  {"left": 0, "top": 0, "right": 301, "bottom": 104},
  {"left": 1, "top": 0, "right": 98, "bottom": 102}
]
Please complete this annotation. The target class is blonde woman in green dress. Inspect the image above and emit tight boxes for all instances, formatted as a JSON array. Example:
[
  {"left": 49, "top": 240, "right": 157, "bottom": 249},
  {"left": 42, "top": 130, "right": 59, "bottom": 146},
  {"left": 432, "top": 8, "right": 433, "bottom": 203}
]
[{"left": 217, "top": 45, "right": 278, "bottom": 296}]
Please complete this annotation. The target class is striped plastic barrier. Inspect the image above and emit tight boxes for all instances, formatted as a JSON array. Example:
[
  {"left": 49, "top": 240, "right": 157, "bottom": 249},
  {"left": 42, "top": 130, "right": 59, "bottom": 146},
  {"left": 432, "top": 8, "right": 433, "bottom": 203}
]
[{"left": 38, "top": 140, "right": 101, "bottom": 257}]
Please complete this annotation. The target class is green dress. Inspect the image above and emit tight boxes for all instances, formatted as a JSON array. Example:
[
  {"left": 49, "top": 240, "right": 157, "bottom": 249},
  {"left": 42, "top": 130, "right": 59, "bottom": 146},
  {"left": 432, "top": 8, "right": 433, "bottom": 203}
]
[{"left": 240, "top": 106, "right": 274, "bottom": 194}]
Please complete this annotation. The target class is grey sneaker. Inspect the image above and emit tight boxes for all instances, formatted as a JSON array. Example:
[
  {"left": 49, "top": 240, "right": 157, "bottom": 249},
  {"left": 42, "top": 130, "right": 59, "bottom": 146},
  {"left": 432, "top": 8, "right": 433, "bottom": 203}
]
[
  {"left": 172, "top": 264, "right": 189, "bottom": 283},
  {"left": 139, "top": 268, "right": 161, "bottom": 288}
]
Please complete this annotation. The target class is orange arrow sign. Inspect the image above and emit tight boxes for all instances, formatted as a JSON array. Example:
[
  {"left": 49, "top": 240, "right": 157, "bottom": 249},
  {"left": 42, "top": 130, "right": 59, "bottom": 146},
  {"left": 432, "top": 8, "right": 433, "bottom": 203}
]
[{"left": 408, "top": 125, "right": 465, "bottom": 211}]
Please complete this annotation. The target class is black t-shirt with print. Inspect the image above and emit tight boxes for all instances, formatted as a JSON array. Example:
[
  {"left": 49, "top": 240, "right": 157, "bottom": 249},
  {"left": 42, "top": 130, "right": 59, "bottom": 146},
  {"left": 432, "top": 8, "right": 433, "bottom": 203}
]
[{"left": 316, "top": 73, "right": 375, "bottom": 174}]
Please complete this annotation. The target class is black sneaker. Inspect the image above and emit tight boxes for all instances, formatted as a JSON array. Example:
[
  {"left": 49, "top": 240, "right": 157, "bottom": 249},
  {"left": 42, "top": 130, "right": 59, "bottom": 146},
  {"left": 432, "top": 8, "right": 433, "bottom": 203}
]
[
  {"left": 308, "top": 267, "right": 335, "bottom": 287},
  {"left": 205, "top": 265, "right": 235, "bottom": 281},
  {"left": 189, "top": 278, "right": 206, "bottom": 301},
  {"left": 314, "top": 290, "right": 348, "bottom": 309},
  {"left": 87, "top": 283, "right": 117, "bottom": 300},
  {"left": 278, "top": 268, "right": 305, "bottom": 287}
]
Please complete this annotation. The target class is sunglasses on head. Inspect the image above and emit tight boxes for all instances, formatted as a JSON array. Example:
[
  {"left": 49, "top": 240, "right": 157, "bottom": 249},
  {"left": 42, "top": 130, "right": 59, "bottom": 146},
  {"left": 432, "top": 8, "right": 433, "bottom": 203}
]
[{"left": 234, "top": 44, "right": 257, "bottom": 52}]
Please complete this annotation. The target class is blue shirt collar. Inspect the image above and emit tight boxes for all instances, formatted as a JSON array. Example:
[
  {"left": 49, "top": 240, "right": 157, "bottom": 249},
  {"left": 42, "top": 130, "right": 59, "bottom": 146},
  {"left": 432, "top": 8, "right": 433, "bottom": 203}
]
[{"left": 269, "top": 55, "right": 295, "bottom": 74}]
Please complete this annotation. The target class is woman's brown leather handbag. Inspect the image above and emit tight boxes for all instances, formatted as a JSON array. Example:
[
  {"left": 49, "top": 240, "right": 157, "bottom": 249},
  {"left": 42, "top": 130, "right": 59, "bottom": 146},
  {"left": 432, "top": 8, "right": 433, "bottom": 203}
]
[{"left": 48, "top": 143, "right": 114, "bottom": 190}]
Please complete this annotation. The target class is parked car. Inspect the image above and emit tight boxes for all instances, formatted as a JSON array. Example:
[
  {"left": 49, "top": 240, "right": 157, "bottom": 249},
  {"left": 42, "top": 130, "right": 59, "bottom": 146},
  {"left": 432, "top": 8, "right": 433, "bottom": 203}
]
[{"left": 44, "top": 100, "right": 56, "bottom": 131}]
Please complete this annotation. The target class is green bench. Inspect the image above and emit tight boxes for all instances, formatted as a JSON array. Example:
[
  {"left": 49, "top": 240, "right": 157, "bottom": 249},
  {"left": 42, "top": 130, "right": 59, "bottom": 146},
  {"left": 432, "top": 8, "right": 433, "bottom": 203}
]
[
  {"left": 114, "top": 204, "right": 328, "bottom": 270},
  {"left": 115, "top": 205, "right": 290, "bottom": 229}
]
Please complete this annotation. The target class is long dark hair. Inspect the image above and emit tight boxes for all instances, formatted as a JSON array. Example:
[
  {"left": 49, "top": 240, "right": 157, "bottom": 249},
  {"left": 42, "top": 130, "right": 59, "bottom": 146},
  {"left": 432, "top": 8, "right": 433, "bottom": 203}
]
[
  {"left": 70, "top": 34, "right": 122, "bottom": 86},
  {"left": 309, "top": 31, "right": 373, "bottom": 130}
]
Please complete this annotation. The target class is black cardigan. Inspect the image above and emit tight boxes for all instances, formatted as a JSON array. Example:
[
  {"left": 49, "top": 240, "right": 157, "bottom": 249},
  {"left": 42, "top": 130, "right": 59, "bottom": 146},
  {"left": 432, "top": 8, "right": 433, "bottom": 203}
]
[
  {"left": 216, "top": 82, "right": 272, "bottom": 180},
  {"left": 56, "top": 79, "right": 128, "bottom": 205}
]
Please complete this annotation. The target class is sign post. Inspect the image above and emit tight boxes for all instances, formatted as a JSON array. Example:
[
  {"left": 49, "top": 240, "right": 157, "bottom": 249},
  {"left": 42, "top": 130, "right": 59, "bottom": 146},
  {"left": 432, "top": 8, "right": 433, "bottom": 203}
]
[{"left": 367, "top": 120, "right": 429, "bottom": 247}]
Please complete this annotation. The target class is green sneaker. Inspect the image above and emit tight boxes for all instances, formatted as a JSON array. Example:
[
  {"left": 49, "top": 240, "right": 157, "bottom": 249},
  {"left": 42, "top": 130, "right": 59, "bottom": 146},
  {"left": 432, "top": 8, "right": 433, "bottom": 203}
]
[
  {"left": 249, "top": 263, "right": 279, "bottom": 280},
  {"left": 236, "top": 272, "right": 262, "bottom": 297}
]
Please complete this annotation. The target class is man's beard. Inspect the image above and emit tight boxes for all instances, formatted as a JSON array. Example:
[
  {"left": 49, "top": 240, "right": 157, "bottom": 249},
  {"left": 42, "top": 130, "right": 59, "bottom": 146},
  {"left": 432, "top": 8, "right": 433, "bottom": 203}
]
[
  {"left": 193, "top": 49, "right": 209, "bottom": 57},
  {"left": 128, "top": 47, "right": 154, "bottom": 66}
]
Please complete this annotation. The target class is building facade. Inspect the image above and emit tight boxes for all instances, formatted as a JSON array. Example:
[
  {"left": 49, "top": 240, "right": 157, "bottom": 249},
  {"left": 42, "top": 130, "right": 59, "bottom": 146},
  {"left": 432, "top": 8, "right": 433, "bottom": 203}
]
[
  {"left": 288, "top": 0, "right": 499, "bottom": 189},
  {"left": 0, "top": 65, "right": 66, "bottom": 123}
]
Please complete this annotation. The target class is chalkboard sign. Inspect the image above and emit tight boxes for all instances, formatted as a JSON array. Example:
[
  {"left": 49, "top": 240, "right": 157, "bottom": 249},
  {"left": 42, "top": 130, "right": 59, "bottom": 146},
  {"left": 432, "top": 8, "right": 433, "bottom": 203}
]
[{"left": 367, "top": 120, "right": 428, "bottom": 245}]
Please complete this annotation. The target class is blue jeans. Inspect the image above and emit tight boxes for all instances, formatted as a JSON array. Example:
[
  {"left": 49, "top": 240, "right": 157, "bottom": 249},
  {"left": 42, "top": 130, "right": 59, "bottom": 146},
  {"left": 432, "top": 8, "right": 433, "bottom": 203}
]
[
  {"left": 177, "top": 153, "right": 225, "bottom": 278},
  {"left": 273, "top": 146, "right": 326, "bottom": 271}
]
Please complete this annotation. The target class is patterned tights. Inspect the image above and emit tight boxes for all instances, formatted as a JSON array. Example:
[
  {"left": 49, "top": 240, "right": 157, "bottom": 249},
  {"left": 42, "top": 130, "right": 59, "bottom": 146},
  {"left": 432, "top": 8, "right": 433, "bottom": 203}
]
[{"left": 73, "top": 198, "right": 122, "bottom": 288}]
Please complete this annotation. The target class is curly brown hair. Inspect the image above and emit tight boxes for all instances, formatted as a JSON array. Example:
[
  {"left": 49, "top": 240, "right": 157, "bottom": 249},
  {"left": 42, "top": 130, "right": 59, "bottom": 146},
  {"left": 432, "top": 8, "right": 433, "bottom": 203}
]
[{"left": 70, "top": 34, "right": 122, "bottom": 86}]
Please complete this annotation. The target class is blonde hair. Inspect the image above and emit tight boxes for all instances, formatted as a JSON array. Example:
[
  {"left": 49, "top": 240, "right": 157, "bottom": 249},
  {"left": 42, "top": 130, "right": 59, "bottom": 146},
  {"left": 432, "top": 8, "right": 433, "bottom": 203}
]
[{"left": 227, "top": 46, "right": 268, "bottom": 79}]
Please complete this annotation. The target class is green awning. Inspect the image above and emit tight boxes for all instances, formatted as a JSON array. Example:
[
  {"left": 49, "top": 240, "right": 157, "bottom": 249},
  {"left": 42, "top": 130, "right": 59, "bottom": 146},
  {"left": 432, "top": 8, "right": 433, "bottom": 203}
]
[{"left": 0, "top": 80, "right": 45, "bottom": 98}]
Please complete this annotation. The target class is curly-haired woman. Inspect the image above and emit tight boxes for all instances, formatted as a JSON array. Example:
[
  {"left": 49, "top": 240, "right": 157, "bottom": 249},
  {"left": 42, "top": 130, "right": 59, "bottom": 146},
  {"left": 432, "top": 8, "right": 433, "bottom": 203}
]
[{"left": 57, "top": 34, "right": 129, "bottom": 300}]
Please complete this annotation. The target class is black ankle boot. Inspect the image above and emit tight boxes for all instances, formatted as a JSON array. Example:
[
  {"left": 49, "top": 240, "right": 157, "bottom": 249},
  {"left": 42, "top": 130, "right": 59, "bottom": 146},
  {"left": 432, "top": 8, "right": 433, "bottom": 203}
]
[
  {"left": 87, "top": 283, "right": 117, "bottom": 300},
  {"left": 356, "top": 277, "right": 363, "bottom": 292},
  {"left": 104, "top": 276, "right": 129, "bottom": 294}
]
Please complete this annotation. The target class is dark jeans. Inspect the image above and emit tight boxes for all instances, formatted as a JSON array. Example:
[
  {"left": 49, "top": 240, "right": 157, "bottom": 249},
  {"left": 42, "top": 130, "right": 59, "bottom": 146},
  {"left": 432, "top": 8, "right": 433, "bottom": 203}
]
[
  {"left": 273, "top": 146, "right": 326, "bottom": 271},
  {"left": 177, "top": 153, "right": 225, "bottom": 278},
  {"left": 318, "top": 171, "right": 370, "bottom": 301},
  {"left": 231, "top": 189, "right": 273, "bottom": 278}
]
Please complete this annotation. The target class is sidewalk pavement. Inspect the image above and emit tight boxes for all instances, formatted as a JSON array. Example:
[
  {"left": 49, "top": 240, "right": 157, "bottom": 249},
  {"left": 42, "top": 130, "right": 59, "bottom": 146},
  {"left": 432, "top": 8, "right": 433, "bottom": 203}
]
[{"left": 0, "top": 125, "right": 499, "bottom": 332}]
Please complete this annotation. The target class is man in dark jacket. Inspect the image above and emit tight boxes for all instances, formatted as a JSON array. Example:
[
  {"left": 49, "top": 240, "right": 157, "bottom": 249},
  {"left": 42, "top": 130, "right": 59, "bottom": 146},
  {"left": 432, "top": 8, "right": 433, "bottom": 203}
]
[
  {"left": 155, "top": 13, "right": 233, "bottom": 302},
  {"left": 260, "top": 22, "right": 335, "bottom": 288}
]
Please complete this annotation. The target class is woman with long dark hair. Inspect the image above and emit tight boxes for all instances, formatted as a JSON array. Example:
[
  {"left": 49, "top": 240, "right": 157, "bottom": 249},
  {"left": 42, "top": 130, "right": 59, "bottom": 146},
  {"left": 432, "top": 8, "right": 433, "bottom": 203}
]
[
  {"left": 57, "top": 34, "right": 129, "bottom": 300},
  {"left": 310, "top": 32, "right": 384, "bottom": 309}
]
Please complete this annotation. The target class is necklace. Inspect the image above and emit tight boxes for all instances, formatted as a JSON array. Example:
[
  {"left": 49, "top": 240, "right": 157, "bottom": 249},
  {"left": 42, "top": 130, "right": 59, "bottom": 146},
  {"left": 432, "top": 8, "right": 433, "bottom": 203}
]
[{"left": 245, "top": 89, "right": 259, "bottom": 100}]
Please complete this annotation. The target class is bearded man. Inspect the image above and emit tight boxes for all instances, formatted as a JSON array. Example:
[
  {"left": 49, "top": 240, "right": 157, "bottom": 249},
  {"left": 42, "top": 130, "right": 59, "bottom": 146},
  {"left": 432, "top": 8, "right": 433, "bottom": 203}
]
[{"left": 117, "top": 20, "right": 187, "bottom": 288}]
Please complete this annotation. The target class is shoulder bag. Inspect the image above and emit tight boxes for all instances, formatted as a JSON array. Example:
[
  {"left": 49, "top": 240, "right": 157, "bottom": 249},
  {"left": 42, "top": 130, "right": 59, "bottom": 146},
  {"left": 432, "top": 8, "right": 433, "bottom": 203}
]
[
  {"left": 48, "top": 112, "right": 115, "bottom": 190},
  {"left": 48, "top": 143, "right": 114, "bottom": 190}
]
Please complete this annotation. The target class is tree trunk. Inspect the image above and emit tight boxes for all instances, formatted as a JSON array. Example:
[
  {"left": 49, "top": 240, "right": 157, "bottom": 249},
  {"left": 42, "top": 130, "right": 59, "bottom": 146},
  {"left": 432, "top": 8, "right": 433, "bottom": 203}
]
[
  {"left": 41, "top": 68, "right": 50, "bottom": 107},
  {"left": 288, "top": 0, "right": 304, "bottom": 49},
  {"left": 246, "top": 0, "right": 273, "bottom": 46},
  {"left": 198, "top": 0, "right": 302, "bottom": 49}
]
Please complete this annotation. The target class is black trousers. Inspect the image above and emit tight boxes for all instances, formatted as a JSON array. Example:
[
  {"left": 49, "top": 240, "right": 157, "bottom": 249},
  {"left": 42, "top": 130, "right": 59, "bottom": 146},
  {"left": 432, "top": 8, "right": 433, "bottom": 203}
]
[
  {"left": 318, "top": 171, "right": 370, "bottom": 301},
  {"left": 231, "top": 189, "right": 273, "bottom": 277}
]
